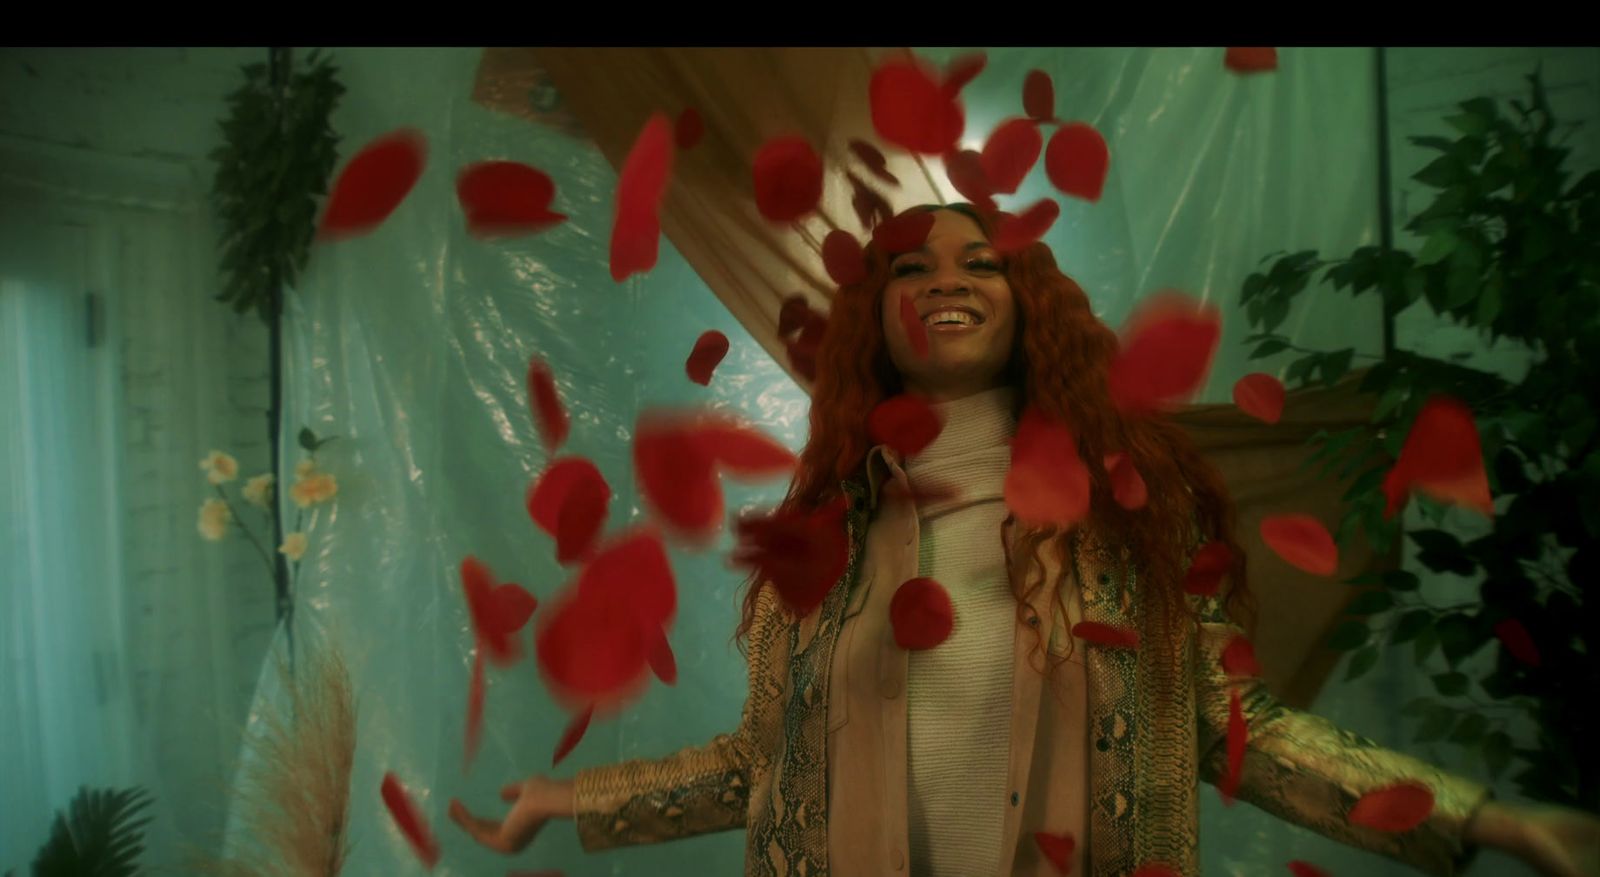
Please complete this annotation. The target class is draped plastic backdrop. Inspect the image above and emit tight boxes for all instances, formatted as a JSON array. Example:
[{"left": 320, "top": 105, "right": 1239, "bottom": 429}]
[{"left": 228, "top": 47, "right": 1521, "bottom": 875}]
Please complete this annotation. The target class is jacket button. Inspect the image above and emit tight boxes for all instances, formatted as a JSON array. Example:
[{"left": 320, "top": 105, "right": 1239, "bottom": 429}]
[
  {"left": 880, "top": 677, "right": 902, "bottom": 699},
  {"left": 1010, "top": 791, "right": 1020, "bottom": 806},
  {"left": 1027, "top": 615, "right": 1040, "bottom": 627},
  {"left": 892, "top": 848, "right": 905, "bottom": 870},
  {"left": 1096, "top": 737, "right": 1110, "bottom": 752}
]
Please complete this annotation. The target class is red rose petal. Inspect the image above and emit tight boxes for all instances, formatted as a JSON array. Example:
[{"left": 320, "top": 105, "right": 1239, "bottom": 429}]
[
  {"left": 380, "top": 772, "right": 440, "bottom": 869},
  {"left": 456, "top": 161, "right": 567, "bottom": 238},
  {"left": 823, "top": 230, "right": 869, "bottom": 287},
  {"left": 1260, "top": 514, "right": 1339, "bottom": 577},
  {"left": 898, "top": 291, "right": 931, "bottom": 360},
  {"left": 1005, "top": 408, "right": 1091, "bottom": 528},
  {"left": 778, "top": 294, "right": 814, "bottom": 337},
  {"left": 942, "top": 149, "right": 997, "bottom": 212},
  {"left": 786, "top": 311, "right": 828, "bottom": 383},
  {"left": 1045, "top": 122, "right": 1110, "bottom": 203},
  {"left": 890, "top": 577, "right": 954, "bottom": 650},
  {"left": 849, "top": 139, "right": 899, "bottom": 187},
  {"left": 696, "top": 416, "right": 797, "bottom": 480},
  {"left": 1072, "top": 621, "right": 1141, "bottom": 650},
  {"left": 752, "top": 135, "right": 824, "bottom": 223},
  {"left": 869, "top": 394, "right": 945, "bottom": 457},
  {"left": 647, "top": 627, "right": 677, "bottom": 685},
  {"left": 1494, "top": 619, "right": 1541, "bottom": 667},
  {"left": 675, "top": 107, "right": 704, "bottom": 149},
  {"left": 981, "top": 118, "right": 1044, "bottom": 195},
  {"left": 848, "top": 171, "right": 895, "bottom": 231},
  {"left": 731, "top": 498, "right": 850, "bottom": 617},
  {"left": 491, "top": 583, "right": 539, "bottom": 634},
  {"left": 1226, "top": 47, "right": 1279, "bottom": 75},
  {"left": 319, "top": 129, "right": 427, "bottom": 240},
  {"left": 634, "top": 413, "right": 723, "bottom": 543},
  {"left": 992, "top": 199, "right": 1059, "bottom": 254},
  {"left": 577, "top": 528, "right": 677, "bottom": 630},
  {"left": 1024, "top": 70, "right": 1056, "bottom": 122},
  {"left": 873, "top": 210, "right": 937, "bottom": 255},
  {"left": 465, "top": 651, "right": 485, "bottom": 769},
  {"left": 685, "top": 330, "right": 730, "bottom": 386},
  {"left": 1221, "top": 634, "right": 1262, "bottom": 677},
  {"left": 1382, "top": 396, "right": 1493, "bottom": 520},
  {"left": 462, "top": 557, "right": 528, "bottom": 666},
  {"left": 1108, "top": 293, "right": 1222, "bottom": 416},
  {"left": 527, "top": 357, "right": 570, "bottom": 454},
  {"left": 611, "top": 113, "right": 675, "bottom": 282},
  {"left": 870, "top": 58, "right": 965, "bottom": 155},
  {"left": 1103, "top": 452, "right": 1149, "bottom": 510},
  {"left": 553, "top": 474, "right": 608, "bottom": 565},
  {"left": 1234, "top": 373, "right": 1287, "bottom": 425},
  {"left": 1033, "top": 830, "right": 1076, "bottom": 874},
  {"left": 552, "top": 705, "right": 594, "bottom": 767},
  {"left": 1185, "top": 541, "right": 1233, "bottom": 596},
  {"left": 1347, "top": 782, "right": 1435, "bottom": 833},
  {"left": 527, "top": 457, "right": 607, "bottom": 538},
  {"left": 535, "top": 587, "right": 652, "bottom": 708},
  {"left": 1288, "top": 861, "right": 1333, "bottom": 877},
  {"left": 942, "top": 52, "right": 987, "bottom": 96},
  {"left": 1221, "top": 687, "right": 1246, "bottom": 805}
]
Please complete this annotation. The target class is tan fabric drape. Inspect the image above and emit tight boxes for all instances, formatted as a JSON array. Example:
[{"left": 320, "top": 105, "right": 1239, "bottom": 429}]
[{"left": 471, "top": 47, "right": 1395, "bottom": 709}]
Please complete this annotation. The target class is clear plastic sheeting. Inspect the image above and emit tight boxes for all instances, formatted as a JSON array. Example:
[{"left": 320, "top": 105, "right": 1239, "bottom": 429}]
[{"left": 225, "top": 47, "right": 1483, "bottom": 876}]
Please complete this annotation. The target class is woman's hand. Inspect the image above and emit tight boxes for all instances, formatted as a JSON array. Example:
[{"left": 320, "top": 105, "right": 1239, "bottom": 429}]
[
  {"left": 1471, "top": 799, "right": 1600, "bottom": 877},
  {"left": 449, "top": 775, "right": 575, "bottom": 855}
]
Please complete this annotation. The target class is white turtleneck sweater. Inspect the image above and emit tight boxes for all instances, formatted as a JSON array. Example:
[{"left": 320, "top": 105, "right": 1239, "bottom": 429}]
[{"left": 901, "top": 385, "right": 1019, "bottom": 877}]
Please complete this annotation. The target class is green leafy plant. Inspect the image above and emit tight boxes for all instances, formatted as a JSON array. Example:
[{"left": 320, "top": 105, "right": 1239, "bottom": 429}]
[
  {"left": 1240, "top": 71, "right": 1600, "bottom": 809},
  {"left": 209, "top": 48, "right": 344, "bottom": 321},
  {"left": 27, "top": 786, "right": 153, "bottom": 877}
]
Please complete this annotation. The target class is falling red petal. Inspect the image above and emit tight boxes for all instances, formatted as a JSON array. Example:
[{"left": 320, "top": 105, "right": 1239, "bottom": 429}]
[
  {"left": 1225, "top": 47, "right": 1280, "bottom": 74},
  {"left": 942, "top": 149, "right": 997, "bottom": 213},
  {"left": 869, "top": 394, "right": 945, "bottom": 457},
  {"left": 577, "top": 528, "right": 678, "bottom": 630},
  {"left": 942, "top": 52, "right": 987, "bottom": 95},
  {"left": 462, "top": 557, "right": 525, "bottom": 667},
  {"left": 752, "top": 136, "right": 824, "bottom": 223},
  {"left": 823, "top": 230, "right": 869, "bottom": 287},
  {"left": 1005, "top": 408, "right": 1091, "bottom": 528},
  {"left": 898, "top": 292, "right": 931, "bottom": 360},
  {"left": 1108, "top": 293, "right": 1222, "bottom": 416},
  {"left": 319, "top": 129, "right": 427, "bottom": 240},
  {"left": 552, "top": 705, "right": 595, "bottom": 767},
  {"left": 675, "top": 107, "right": 704, "bottom": 149},
  {"left": 634, "top": 412, "right": 723, "bottom": 543},
  {"left": 848, "top": 171, "right": 895, "bottom": 231},
  {"left": 527, "top": 457, "right": 608, "bottom": 538},
  {"left": 1044, "top": 122, "right": 1110, "bottom": 203},
  {"left": 981, "top": 118, "right": 1044, "bottom": 195},
  {"left": 730, "top": 499, "right": 850, "bottom": 618},
  {"left": 647, "top": 627, "right": 678, "bottom": 685},
  {"left": 1494, "top": 619, "right": 1541, "bottom": 667},
  {"left": 786, "top": 312, "right": 828, "bottom": 383},
  {"left": 890, "top": 577, "right": 954, "bottom": 650},
  {"left": 848, "top": 139, "right": 899, "bottom": 186},
  {"left": 1185, "top": 541, "right": 1233, "bottom": 596},
  {"left": 1104, "top": 452, "right": 1149, "bottom": 510},
  {"left": 1348, "top": 783, "right": 1435, "bottom": 833},
  {"left": 465, "top": 651, "right": 485, "bottom": 769},
  {"left": 1033, "top": 830, "right": 1075, "bottom": 873},
  {"left": 536, "top": 587, "right": 652, "bottom": 708},
  {"left": 1221, "top": 634, "right": 1262, "bottom": 677},
  {"left": 1382, "top": 396, "right": 1493, "bottom": 520},
  {"left": 1221, "top": 687, "right": 1246, "bottom": 805},
  {"left": 992, "top": 199, "right": 1059, "bottom": 254},
  {"left": 1260, "top": 514, "right": 1339, "bottom": 577},
  {"left": 527, "top": 358, "right": 570, "bottom": 454},
  {"left": 554, "top": 474, "right": 608, "bottom": 565},
  {"left": 380, "top": 772, "right": 440, "bottom": 869},
  {"left": 1024, "top": 70, "right": 1057, "bottom": 122},
  {"left": 1234, "top": 373, "right": 1287, "bottom": 425},
  {"left": 611, "top": 113, "right": 675, "bottom": 282},
  {"left": 685, "top": 330, "right": 730, "bottom": 386},
  {"left": 873, "top": 211, "right": 937, "bottom": 255},
  {"left": 778, "top": 294, "right": 814, "bottom": 337},
  {"left": 456, "top": 161, "right": 568, "bottom": 238},
  {"left": 491, "top": 583, "right": 539, "bottom": 634},
  {"left": 869, "top": 58, "right": 966, "bottom": 155},
  {"left": 1072, "top": 621, "right": 1140, "bottom": 650},
  {"left": 695, "top": 415, "right": 798, "bottom": 480},
  {"left": 1288, "top": 861, "right": 1333, "bottom": 877}
]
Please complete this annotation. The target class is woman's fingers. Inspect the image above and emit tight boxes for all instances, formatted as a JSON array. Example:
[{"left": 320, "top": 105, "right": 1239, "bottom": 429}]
[
  {"left": 449, "top": 798, "right": 511, "bottom": 853},
  {"left": 501, "top": 781, "right": 524, "bottom": 802}
]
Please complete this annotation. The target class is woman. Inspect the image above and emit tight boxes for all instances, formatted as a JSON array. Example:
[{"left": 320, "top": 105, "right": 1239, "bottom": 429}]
[{"left": 452, "top": 205, "right": 1600, "bottom": 876}]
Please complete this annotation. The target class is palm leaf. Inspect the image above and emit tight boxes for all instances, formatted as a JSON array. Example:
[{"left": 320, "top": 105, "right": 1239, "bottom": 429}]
[{"left": 31, "top": 786, "right": 153, "bottom": 877}]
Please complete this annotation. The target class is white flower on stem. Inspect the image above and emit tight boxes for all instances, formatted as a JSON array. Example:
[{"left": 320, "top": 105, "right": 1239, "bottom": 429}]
[
  {"left": 198, "top": 499, "right": 231, "bottom": 541},
  {"left": 200, "top": 450, "right": 239, "bottom": 485},
  {"left": 242, "top": 474, "right": 276, "bottom": 509},
  {"left": 290, "top": 472, "right": 338, "bottom": 508},
  {"left": 278, "top": 532, "right": 308, "bottom": 562}
]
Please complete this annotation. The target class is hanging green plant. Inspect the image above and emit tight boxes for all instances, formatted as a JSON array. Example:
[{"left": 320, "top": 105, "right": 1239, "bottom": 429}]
[
  {"left": 209, "top": 48, "right": 345, "bottom": 322},
  {"left": 27, "top": 786, "right": 153, "bottom": 877}
]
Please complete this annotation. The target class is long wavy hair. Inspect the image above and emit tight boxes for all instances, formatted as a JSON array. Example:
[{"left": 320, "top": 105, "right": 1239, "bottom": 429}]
[{"left": 736, "top": 204, "right": 1255, "bottom": 668}]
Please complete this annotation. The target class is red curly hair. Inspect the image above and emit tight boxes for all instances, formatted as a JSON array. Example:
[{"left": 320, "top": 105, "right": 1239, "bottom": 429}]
[{"left": 736, "top": 204, "right": 1255, "bottom": 666}]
